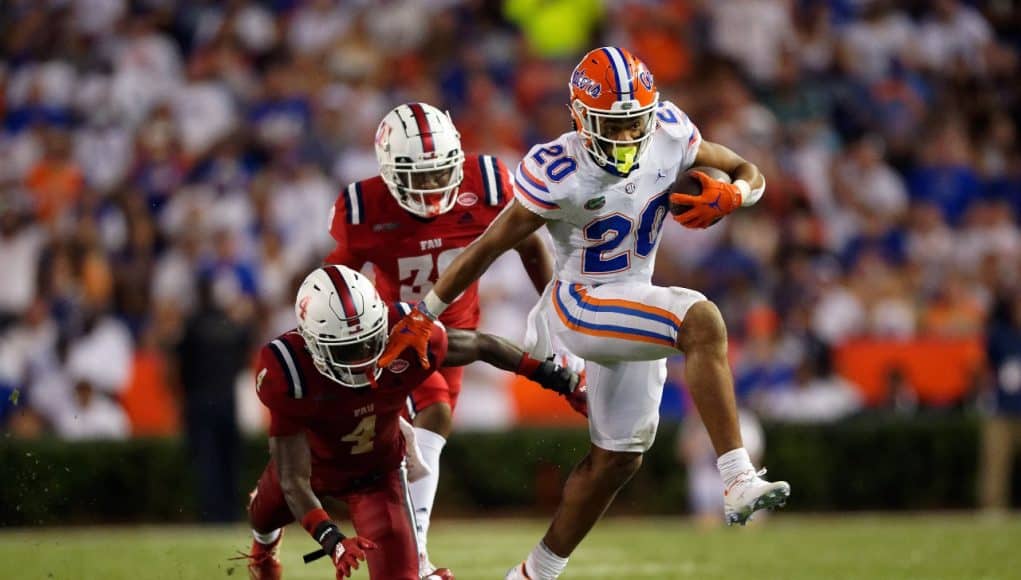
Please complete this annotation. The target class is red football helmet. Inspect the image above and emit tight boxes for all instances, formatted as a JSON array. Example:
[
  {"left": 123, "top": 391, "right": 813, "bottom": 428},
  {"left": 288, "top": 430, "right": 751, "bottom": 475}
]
[{"left": 569, "top": 47, "right": 659, "bottom": 177}]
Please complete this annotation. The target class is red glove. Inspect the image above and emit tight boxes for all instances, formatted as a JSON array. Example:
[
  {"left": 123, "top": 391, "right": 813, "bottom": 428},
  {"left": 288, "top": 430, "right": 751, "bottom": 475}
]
[
  {"left": 671, "top": 171, "right": 742, "bottom": 229},
  {"left": 379, "top": 304, "right": 434, "bottom": 369},
  {"left": 565, "top": 371, "right": 589, "bottom": 417},
  {"left": 303, "top": 510, "right": 378, "bottom": 578},
  {"left": 330, "top": 536, "right": 378, "bottom": 579}
]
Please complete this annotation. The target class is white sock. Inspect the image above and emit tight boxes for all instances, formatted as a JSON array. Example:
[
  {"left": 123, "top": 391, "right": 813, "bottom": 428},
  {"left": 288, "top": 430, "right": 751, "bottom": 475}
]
[
  {"left": 252, "top": 528, "right": 281, "bottom": 545},
  {"left": 524, "top": 541, "right": 569, "bottom": 579},
  {"left": 409, "top": 427, "right": 446, "bottom": 559},
  {"left": 716, "top": 447, "right": 755, "bottom": 487}
]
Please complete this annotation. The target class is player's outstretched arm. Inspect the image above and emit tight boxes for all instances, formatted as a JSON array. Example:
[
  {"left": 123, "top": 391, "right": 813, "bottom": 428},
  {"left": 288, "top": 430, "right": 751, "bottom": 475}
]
[
  {"left": 513, "top": 231, "right": 554, "bottom": 295},
  {"left": 432, "top": 200, "right": 546, "bottom": 305},
  {"left": 379, "top": 201, "right": 546, "bottom": 368},
  {"left": 443, "top": 328, "right": 588, "bottom": 416},
  {"left": 270, "top": 434, "right": 377, "bottom": 577}
]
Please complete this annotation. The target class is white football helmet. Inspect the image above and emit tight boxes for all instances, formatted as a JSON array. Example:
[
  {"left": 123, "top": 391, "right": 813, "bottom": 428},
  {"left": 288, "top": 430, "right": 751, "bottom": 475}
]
[
  {"left": 374, "top": 102, "right": 465, "bottom": 218},
  {"left": 295, "top": 265, "right": 388, "bottom": 388}
]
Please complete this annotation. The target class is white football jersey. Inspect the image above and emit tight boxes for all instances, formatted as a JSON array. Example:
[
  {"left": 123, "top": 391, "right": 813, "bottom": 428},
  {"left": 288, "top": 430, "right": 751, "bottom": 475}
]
[{"left": 514, "top": 100, "right": 702, "bottom": 286}]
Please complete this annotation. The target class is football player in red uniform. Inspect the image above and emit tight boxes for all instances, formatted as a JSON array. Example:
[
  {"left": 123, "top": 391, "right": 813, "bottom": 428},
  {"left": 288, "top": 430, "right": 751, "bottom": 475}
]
[
  {"left": 243, "top": 265, "right": 582, "bottom": 580},
  {"left": 325, "top": 102, "right": 585, "bottom": 576}
]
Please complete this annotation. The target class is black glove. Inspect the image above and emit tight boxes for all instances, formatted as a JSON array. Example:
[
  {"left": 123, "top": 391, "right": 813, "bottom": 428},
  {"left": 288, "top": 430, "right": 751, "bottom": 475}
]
[
  {"left": 530, "top": 358, "right": 581, "bottom": 396},
  {"left": 516, "top": 354, "right": 588, "bottom": 417}
]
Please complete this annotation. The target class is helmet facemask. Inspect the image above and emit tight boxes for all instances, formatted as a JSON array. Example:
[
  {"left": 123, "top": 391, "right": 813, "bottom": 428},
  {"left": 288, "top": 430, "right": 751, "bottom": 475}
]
[
  {"left": 573, "top": 98, "right": 658, "bottom": 177},
  {"left": 300, "top": 317, "right": 387, "bottom": 388},
  {"left": 381, "top": 150, "right": 465, "bottom": 218}
]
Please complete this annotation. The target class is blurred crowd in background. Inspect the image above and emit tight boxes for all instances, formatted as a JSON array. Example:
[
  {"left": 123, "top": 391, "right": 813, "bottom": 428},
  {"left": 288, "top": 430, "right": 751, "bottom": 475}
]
[{"left": 0, "top": 0, "right": 1019, "bottom": 455}]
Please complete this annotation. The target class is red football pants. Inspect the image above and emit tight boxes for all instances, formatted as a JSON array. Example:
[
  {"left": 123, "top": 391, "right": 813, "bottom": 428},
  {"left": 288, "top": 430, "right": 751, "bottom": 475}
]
[
  {"left": 409, "top": 365, "right": 464, "bottom": 415},
  {"left": 248, "top": 461, "right": 418, "bottom": 580}
]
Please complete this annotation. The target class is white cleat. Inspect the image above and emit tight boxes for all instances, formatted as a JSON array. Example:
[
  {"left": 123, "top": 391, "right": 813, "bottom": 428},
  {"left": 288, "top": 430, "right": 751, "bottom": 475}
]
[{"left": 723, "top": 468, "right": 790, "bottom": 526}]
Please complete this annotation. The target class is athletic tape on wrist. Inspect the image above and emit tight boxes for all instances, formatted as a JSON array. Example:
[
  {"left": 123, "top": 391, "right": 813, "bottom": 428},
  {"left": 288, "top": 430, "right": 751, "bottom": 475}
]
[{"left": 420, "top": 291, "right": 449, "bottom": 319}]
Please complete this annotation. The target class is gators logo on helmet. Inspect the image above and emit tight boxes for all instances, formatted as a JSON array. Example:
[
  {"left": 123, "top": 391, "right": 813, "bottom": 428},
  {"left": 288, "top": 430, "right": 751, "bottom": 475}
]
[{"left": 568, "top": 47, "right": 659, "bottom": 177}]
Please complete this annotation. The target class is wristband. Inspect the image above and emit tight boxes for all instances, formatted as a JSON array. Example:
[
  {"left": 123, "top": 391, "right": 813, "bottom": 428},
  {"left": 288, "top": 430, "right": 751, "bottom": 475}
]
[
  {"left": 312, "top": 520, "right": 345, "bottom": 547},
  {"left": 420, "top": 291, "right": 449, "bottom": 320},
  {"left": 516, "top": 354, "right": 542, "bottom": 378},
  {"left": 738, "top": 177, "right": 765, "bottom": 207},
  {"left": 301, "top": 507, "right": 331, "bottom": 537},
  {"left": 733, "top": 179, "right": 751, "bottom": 198}
]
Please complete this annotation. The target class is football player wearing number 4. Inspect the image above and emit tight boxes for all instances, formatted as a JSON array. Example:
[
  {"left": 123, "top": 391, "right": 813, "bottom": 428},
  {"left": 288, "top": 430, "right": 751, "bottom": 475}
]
[
  {"left": 242, "top": 265, "right": 583, "bottom": 580},
  {"left": 381, "top": 47, "right": 791, "bottom": 579},
  {"left": 325, "top": 102, "right": 588, "bottom": 578}
]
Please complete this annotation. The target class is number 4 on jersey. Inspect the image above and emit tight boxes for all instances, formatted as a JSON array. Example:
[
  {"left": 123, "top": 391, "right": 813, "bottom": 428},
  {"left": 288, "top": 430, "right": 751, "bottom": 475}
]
[{"left": 341, "top": 415, "right": 376, "bottom": 455}]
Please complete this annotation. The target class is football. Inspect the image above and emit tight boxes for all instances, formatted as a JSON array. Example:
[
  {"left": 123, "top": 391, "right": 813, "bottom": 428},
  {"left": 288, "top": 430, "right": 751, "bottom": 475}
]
[{"left": 668, "top": 166, "right": 732, "bottom": 222}]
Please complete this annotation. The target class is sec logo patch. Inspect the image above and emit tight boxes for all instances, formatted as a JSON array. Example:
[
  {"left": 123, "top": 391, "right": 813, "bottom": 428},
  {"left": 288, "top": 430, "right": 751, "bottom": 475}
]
[
  {"left": 388, "top": 359, "right": 410, "bottom": 373},
  {"left": 457, "top": 192, "right": 478, "bottom": 207}
]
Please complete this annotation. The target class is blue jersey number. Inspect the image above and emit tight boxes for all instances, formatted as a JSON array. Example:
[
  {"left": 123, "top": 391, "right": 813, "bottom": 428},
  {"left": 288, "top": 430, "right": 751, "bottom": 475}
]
[
  {"left": 582, "top": 191, "right": 670, "bottom": 274},
  {"left": 656, "top": 102, "right": 679, "bottom": 125},
  {"left": 531, "top": 145, "right": 577, "bottom": 183}
]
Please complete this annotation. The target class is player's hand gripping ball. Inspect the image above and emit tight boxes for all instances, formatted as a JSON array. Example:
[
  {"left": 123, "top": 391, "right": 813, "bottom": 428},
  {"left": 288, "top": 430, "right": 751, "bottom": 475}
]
[{"left": 669, "top": 166, "right": 740, "bottom": 229}]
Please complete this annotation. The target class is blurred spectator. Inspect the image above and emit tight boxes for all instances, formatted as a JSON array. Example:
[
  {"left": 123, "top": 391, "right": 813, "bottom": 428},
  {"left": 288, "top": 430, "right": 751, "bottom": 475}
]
[
  {"left": 706, "top": 0, "right": 794, "bottom": 84},
  {"left": 754, "top": 356, "right": 863, "bottom": 423},
  {"left": 837, "top": 1, "right": 915, "bottom": 82},
  {"left": 171, "top": 276, "right": 255, "bottom": 523},
  {"left": 917, "top": 0, "right": 994, "bottom": 74},
  {"left": 25, "top": 128, "right": 84, "bottom": 224},
  {"left": 52, "top": 378, "right": 130, "bottom": 441},
  {"left": 287, "top": 0, "right": 353, "bottom": 57},
  {"left": 0, "top": 197, "right": 45, "bottom": 324},
  {"left": 907, "top": 121, "right": 981, "bottom": 225},
  {"left": 979, "top": 292, "right": 1021, "bottom": 513},
  {"left": 832, "top": 134, "right": 908, "bottom": 219},
  {"left": 919, "top": 271, "right": 986, "bottom": 338}
]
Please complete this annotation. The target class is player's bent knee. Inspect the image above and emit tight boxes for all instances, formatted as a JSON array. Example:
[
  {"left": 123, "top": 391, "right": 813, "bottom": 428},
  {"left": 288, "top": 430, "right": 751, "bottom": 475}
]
[
  {"left": 413, "top": 402, "right": 453, "bottom": 437},
  {"left": 590, "top": 447, "right": 643, "bottom": 484},
  {"left": 677, "top": 300, "right": 728, "bottom": 353}
]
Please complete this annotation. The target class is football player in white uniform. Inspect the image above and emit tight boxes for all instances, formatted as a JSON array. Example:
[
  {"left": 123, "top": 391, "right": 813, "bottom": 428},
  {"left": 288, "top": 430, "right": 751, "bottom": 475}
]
[{"left": 380, "top": 46, "right": 790, "bottom": 579}]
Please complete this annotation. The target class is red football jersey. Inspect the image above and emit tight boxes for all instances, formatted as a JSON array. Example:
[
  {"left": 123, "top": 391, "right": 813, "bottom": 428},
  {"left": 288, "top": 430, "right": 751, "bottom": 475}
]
[
  {"left": 326, "top": 154, "right": 512, "bottom": 329},
  {"left": 255, "top": 306, "right": 448, "bottom": 491}
]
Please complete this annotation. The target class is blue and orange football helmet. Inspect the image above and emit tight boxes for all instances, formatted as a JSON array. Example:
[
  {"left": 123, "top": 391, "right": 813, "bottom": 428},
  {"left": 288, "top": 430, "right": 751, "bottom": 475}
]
[{"left": 569, "top": 47, "right": 659, "bottom": 177}]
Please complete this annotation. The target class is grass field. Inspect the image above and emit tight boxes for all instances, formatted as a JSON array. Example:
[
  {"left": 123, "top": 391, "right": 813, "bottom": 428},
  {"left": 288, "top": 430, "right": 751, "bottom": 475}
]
[{"left": 1, "top": 514, "right": 1018, "bottom": 579}]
